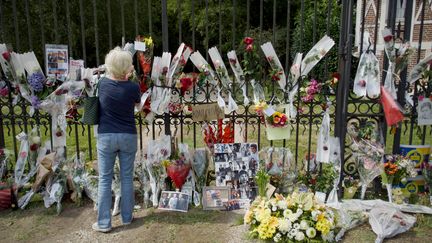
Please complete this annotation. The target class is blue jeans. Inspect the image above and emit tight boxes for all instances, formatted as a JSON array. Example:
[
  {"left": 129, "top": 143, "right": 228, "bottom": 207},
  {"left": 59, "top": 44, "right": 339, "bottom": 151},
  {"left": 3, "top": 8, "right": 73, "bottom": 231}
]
[{"left": 96, "top": 133, "right": 137, "bottom": 229}]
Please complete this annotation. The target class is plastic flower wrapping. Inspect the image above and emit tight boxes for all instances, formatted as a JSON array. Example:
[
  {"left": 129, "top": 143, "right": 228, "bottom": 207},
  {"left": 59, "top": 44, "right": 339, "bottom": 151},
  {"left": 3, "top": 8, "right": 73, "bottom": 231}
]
[
  {"left": 146, "top": 135, "right": 170, "bottom": 206},
  {"left": 261, "top": 42, "right": 287, "bottom": 91},
  {"left": 227, "top": 50, "right": 249, "bottom": 105},
  {"left": 348, "top": 124, "right": 384, "bottom": 199},
  {"left": 259, "top": 147, "right": 295, "bottom": 194},
  {"left": 381, "top": 27, "right": 413, "bottom": 99},
  {"left": 165, "top": 143, "right": 192, "bottom": 190},
  {"left": 63, "top": 152, "right": 86, "bottom": 205},
  {"left": 191, "top": 148, "right": 209, "bottom": 194},
  {"left": 421, "top": 162, "right": 432, "bottom": 205},
  {"left": 301, "top": 35, "right": 335, "bottom": 77},
  {"left": 244, "top": 192, "right": 336, "bottom": 242},
  {"left": 209, "top": 46, "right": 238, "bottom": 113}
]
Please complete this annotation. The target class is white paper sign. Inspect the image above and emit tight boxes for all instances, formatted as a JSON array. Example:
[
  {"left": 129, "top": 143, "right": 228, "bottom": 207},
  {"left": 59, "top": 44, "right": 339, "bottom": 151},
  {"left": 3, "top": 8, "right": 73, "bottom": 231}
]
[
  {"left": 134, "top": 41, "right": 146, "bottom": 52},
  {"left": 417, "top": 99, "right": 432, "bottom": 125}
]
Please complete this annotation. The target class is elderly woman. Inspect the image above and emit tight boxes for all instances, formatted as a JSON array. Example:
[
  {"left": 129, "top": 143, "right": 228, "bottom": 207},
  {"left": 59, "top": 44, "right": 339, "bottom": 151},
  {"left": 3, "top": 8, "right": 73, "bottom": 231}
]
[{"left": 93, "top": 47, "right": 140, "bottom": 233}]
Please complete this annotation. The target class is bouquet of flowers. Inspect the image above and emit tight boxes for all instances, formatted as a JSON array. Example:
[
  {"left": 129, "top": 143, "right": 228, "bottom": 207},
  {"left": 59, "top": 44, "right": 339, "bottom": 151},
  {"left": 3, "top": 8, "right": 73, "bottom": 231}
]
[
  {"left": 164, "top": 143, "right": 192, "bottom": 190},
  {"left": 169, "top": 43, "right": 192, "bottom": 83},
  {"left": 244, "top": 192, "right": 336, "bottom": 242},
  {"left": 227, "top": 50, "right": 249, "bottom": 105},
  {"left": 301, "top": 35, "right": 335, "bottom": 77},
  {"left": 190, "top": 51, "right": 218, "bottom": 86},
  {"left": 382, "top": 27, "right": 414, "bottom": 99},
  {"left": 408, "top": 53, "right": 432, "bottom": 84},
  {"left": 353, "top": 31, "right": 380, "bottom": 98},
  {"left": 192, "top": 148, "right": 209, "bottom": 193},
  {"left": 261, "top": 42, "right": 287, "bottom": 91},
  {"left": 382, "top": 154, "right": 417, "bottom": 204},
  {"left": 146, "top": 135, "right": 170, "bottom": 206},
  {"left": 266, "top": 111, "right": 289, "bottom": 128},
  {"left": 209, "top": 46, "right": 238, "bottom": 113},
  {"left": 342, "top": 176, "right": 360, "bottom": 199},
  {"left": 297, "top": 163, "right": 336, "bottom": 195},
  {"left": 174, "top": 72, "right": 197, "bottom": 97},
  {"left": 381, "top": 86, "right": 404, "bottom": 127},
  {"left": 0, "top": 148, "right": 10, "bottom": 181}
]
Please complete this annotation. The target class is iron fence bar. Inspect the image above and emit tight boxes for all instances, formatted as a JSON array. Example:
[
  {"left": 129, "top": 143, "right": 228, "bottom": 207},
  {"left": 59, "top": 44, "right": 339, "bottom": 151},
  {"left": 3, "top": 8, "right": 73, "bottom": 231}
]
[
  {"left": 161, "top": 0, "right": 170, "bottom": 136},
  {"left": 79, "top": 0, "right": 87, "bottom": 64},
  {"left": 272, "top": 0, "right": 276, "bottom": 44},
  {"left": 232, "top": 0, "right": 236, "bottom": 49},
  {"left": 294, "top": 0, "right": 305, "bottom": 167},
  {"left": 380, "top": 0, "right": 397, "bottom": 147},
  {"left": 66, "top": 0, "right": 73, "bottom": 58},
  {"left": 285, "top": 0, "right": 290, "bottom": 75},
  {"left": 335, "top": 0, "right": 354, "bottom": 196},
  {"left": 148, "top": 0, "right": 152, "bottom": 35},
  {"left": 205, "top": 0, "right": 208, "bottom": 60},
  {"left": 218, "top": 0, "right": 222, "bottom": 47},
  {"left": 359, "top": 0, "right": 366, "bottom": 54},
  {"left": 178, "top": 0, "right": 182, "bottom": 44},
  {"left": 246, "top": 0, "right": 250, "bottom": 35},
  {"left": 93, "top": 0, "right": 100, "bottom": 66},
  {"left": 134, "top": 0, "right": 138, "bottom": 36},
  {"left": 52, "top": 0, "right": 59, "bottom": 43},
  {"left": 416, "top": 0, "right": 427, "bottom": 144},
  {"left": 24, "top": 0, "right": 32, "bottom": 50},
  {"left": 191, "top": 0, "right": 196, "bottom": 148},
  {"left": 12, "top": 0, "right": 19, "bottom": 52},
  {"left": 313, "top": 0, "right": 317, "bottom": 44},
  {"left": 392, "top": 0, "right": 414, "bottom": 153},
  {"left": 121, "top": 0, "right": 125, "bottom": 39},
  {"left": 87, "top": 126, "right": 93, "bottom": 159},
  {"left": 0, "top": 0, "right": 3, "bottom": 43},
  {"left": 323, "top": 0, "right": 332, "bottom": 75},
  {"left": 38, "top": 3, "right": 46, "bottom": 75},
  {"left": 107, "top": 0, "right": 113, "bottom": 49},
  {"left": 259, "top": 0, "right": 263, "bottom": 43},
  {"left": 372, "top": 0, "right": 381, "bottom": 53}
]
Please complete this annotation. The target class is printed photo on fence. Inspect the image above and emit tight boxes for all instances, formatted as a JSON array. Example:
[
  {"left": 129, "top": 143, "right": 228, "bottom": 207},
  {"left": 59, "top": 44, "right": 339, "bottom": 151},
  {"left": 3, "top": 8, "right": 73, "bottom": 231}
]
[
  {"left": 417, "top": 99, "right": 432, "bottom": 126},
  {"left": 158, "top": 191, "right": 189, "bottom": 212},
  {"left": 45, "top": 44, "right": 69, "bottom": 80},
  {"left": 202, "top": 186, "right": 230, "bottom": 210},
  {"left": 213, "top": 143, "right": 258, "bottom": 203}
]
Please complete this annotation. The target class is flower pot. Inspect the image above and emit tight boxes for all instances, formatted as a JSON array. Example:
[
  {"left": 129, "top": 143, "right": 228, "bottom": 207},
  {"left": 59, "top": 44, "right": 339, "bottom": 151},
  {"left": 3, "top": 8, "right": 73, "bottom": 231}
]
[{"left": 343, "top": 186, "right": 358, "bottom": 199}]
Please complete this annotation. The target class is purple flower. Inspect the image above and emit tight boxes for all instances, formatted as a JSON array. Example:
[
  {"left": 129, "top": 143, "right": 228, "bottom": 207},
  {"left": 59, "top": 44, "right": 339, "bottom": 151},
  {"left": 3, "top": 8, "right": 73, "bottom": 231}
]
[
  {"left": 31, "top": 95, "right": 41, "bottom": 109},
  {"left": 27, "top": 72, "right": 45, "bottom": 92},
  {"left": 0, "top": 86, "right": 8, "bottom": 97}
]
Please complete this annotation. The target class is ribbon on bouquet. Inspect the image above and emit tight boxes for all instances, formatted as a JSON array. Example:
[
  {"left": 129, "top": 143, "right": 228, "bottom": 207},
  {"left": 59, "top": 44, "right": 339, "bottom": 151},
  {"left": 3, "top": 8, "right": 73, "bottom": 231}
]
[{"left": 208, "top": 46, "right": 238, "bottom": 113}]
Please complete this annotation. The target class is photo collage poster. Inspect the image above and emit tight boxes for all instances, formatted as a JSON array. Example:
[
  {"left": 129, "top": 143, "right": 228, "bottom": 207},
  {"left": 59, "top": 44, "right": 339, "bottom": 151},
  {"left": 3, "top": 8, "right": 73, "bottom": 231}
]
[
  {"left": 214, "top": 143, "right": 259, "bottom": 202},
  {"left": 45, "top": 44, "right": 69, "bottom": 81}
]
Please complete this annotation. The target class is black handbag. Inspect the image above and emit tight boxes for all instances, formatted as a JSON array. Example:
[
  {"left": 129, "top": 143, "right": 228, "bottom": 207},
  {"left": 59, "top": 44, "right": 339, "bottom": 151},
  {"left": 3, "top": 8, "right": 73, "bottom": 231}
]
[{"left": 81, "top": 78, "right": 101, "bottom": 125}]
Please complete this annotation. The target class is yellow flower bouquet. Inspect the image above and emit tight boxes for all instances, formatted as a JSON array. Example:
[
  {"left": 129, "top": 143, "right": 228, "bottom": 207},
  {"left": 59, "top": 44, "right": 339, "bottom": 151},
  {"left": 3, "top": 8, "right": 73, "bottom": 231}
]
[{"left": 244, "top": 191, "right": 336, "bottom": 242}]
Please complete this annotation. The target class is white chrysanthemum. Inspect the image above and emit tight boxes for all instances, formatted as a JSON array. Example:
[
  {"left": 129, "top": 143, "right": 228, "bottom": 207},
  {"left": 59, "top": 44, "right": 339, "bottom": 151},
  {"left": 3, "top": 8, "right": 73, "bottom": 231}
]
[
  {"left": 272, "top": 206, "right": 277, "bottom": 211},
  {"left": 293, "top": 223, "right": 300, "bottom": 230},
  {"left": 306, "top": 227, "right": 317, "bottom": 238},
  {"left": 273, "top": 233, "right": 281, "bottom": 242},
  {"left": 289, "top": 228, "right": 299, "bottom": 238},
  {"left": 296, "top": 208, "right": 303, "bottom": 215},
  {"left": 277, "top": 200, "right": 288, "bottom": 210},
  {"left": 277, "top": 218, "right": 292, "bottom": 233},
  {"left": 300, "top": 220, "right": 309, "bottom": 230},
  {"left": 32, "top": 136, "right": 41, "bottom": 144},
  {"left": 284, "top": 209, "right": 299, "bottom": 222},
  {"left": 311, "top": 210, "right": 320, "bottom": 221},
  {"left": 295, "top": 231, "right": 305, "bottom": 241}
]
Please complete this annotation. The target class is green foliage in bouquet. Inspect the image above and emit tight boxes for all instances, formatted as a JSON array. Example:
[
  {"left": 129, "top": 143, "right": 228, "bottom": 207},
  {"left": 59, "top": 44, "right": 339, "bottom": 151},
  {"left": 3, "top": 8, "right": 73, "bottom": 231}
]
[
  {"left": 297, "top": 164, "right": 336, "bottom": 193},
  {"left": 256, "top": 168, "right": 270, "bottom": 198}
]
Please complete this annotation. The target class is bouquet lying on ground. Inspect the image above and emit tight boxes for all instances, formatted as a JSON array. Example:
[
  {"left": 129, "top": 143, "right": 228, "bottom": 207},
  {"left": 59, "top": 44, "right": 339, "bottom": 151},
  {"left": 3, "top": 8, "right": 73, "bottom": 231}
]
[{"left": 244, "top": 191, "right": 336, "bottom": 242}]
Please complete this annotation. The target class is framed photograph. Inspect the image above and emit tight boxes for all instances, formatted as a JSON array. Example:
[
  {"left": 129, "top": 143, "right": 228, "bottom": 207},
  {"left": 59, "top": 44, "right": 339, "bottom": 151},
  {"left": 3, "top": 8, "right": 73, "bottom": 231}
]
[
  {"left": 223, "top": 199, "right": 251, "bottom": 211},
  {"left": 158, "top": 191, "right": 189, "bottom": 212},
  {"left": 202, "top": 186, "right": 231, "bottom": 210}
]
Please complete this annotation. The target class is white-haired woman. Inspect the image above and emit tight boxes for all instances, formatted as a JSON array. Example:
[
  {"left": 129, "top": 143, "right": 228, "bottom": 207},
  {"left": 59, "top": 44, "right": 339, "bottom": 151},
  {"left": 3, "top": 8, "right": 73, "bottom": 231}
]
[{"left": 93, "top": 47, "right": 140, "bottom": 233}]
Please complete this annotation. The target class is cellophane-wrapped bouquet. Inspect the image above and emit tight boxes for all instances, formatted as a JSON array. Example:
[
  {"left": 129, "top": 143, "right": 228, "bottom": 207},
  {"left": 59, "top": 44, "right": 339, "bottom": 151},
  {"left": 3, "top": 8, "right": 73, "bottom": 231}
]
[{"left": 244, "top": 192, "right": 336, "bottom": 242}]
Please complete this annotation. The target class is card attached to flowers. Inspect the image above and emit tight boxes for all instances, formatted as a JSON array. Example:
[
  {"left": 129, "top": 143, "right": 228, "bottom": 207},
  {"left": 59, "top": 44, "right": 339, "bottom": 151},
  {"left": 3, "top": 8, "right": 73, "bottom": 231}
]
[
  {"left": 192, "top": 103, "right": 225, "bottom": 122},
  {"left": 417, "top": 98, "right": 432, "bottom": 125}
]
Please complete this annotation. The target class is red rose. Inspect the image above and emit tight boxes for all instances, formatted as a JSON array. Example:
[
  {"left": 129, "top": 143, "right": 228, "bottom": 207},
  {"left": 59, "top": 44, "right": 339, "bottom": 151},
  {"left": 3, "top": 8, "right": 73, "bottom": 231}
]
[
  {"left": 229, "top": 58, "right": 237, "bottom": 65},
  {"left": 245, "top": 44, "right": 253, "bottom": 52},
  {"left": 358, "top": 80, "right": 366, "bottom": 87},
  {"left": 55, "top": 130, "right": 63, "bottom": 137},
  {"left": 2, "top": 51, "right": 10, "bottom": 61},
  {"left": 0, "top": 149, "right": 4, "bottom": 156},
  {"left": 243, "top": 37, "right": 254, "bottom": 45},
  {"left": 30, "top": 144, "right": 39, "bottom": 151},
  {"left": 383, "top": 35, "right": 393, "bottom": 42},
  {"left": 179, "top": 77, "right": 193, "bottom": 95},
  {"left": 280, "top": 115, "right": 287, "bottom": 124}
]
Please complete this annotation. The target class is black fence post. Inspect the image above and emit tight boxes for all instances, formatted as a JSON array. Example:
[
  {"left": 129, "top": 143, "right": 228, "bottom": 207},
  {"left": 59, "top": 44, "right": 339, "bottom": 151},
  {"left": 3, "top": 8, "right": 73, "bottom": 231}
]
[
  {"left": 161, "top": 0, "right": 171, "bottom": 136},
  {"left": 335, "top": 0, "right": 354, "bottom": 197},
  {"left": 392, "top": 0, "right": 414, "bottom": 154}
]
